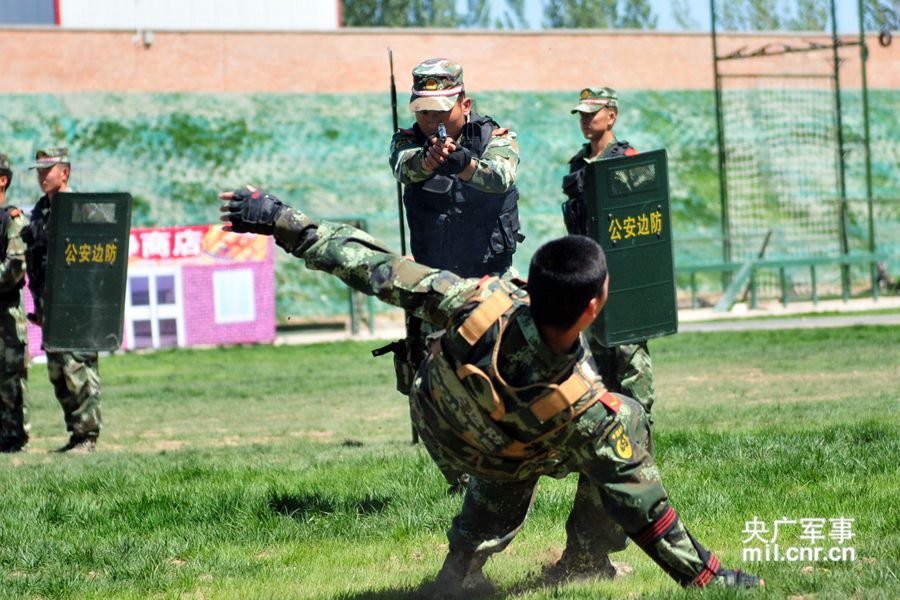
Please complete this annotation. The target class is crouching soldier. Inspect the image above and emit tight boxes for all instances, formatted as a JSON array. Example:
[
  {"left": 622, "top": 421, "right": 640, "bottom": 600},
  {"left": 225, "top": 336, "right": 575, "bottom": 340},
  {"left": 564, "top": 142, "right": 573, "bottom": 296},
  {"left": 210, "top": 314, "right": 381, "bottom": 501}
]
[{"left": 218, "top": 186, "right": 763, "bottom": 593}]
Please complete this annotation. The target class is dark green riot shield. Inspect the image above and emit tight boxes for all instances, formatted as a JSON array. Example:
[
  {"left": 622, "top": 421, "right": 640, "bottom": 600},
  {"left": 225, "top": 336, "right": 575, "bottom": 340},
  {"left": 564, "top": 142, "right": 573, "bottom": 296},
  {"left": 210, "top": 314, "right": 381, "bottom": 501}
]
[
  {"left": 42, "top": 192, "right": 133, "bottom": 352},
  {"left": 584, "top": 149, "right": 677, "bottom": 346}
]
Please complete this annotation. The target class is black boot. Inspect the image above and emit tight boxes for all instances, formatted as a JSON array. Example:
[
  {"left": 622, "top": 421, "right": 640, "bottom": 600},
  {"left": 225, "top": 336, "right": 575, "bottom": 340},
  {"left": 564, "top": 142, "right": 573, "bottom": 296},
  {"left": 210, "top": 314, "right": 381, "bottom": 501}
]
[
  {"left": 421, "top": 550, "right": 495, "bottom": 598},
  {"left": 52, "top": 434, "right": 97, "bottom": 453},
  {"left": 0, "top": 438, "right": 28, "bottom": 453},
  {"left": 541, "top": 550, "right": 622, "bottom": 584}
]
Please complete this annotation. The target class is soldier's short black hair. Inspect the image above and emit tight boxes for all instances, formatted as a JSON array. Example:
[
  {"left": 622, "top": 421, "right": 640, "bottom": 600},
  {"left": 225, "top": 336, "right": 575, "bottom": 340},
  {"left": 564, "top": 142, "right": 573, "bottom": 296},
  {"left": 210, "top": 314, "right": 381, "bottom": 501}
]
[
  {"left": 0, "top": 168, "right": 11, "bottom": 192},
  {"left": 528, "top": 235, "right": 607, "bottom": 329}
]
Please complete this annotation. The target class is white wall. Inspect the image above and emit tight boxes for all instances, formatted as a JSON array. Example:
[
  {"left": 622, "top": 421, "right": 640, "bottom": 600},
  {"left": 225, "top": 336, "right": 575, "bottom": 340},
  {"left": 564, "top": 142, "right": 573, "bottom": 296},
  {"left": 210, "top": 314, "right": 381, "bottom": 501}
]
[{"left": 59, "top": 0, "right": 340, "bottom": 30}]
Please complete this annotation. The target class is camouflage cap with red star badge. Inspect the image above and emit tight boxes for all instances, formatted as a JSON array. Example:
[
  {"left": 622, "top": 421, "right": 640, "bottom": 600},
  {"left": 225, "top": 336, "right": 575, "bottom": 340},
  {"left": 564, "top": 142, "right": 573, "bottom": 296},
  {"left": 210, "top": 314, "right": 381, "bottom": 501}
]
[
  {"left": 571, "top": 87, "right": 619, "bottom": 113},
  {"left": 409, "top": 58, "right": 464, "bottom": 112},
  {"left": 29, "top": 147, "right": 70, "bottom": 170}
]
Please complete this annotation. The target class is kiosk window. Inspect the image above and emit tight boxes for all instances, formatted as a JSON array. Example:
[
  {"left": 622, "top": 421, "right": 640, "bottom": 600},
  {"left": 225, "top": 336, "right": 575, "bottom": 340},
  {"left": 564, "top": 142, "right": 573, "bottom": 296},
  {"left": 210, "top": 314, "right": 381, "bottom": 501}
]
[
  {"left": 157, "top": 275, "right": 176, "bottom": 304},
  {"left": 213, "top": 269, "right": 256, "bottom": 324},
  {"left": 133, "top": 320, "right": 153, "bottom": 348},
  {"left": 158, "top": 319, "right": 178, "bottom": 348},
  {"left": 130, "top": 276, "right": 150, "bottom": 306}
]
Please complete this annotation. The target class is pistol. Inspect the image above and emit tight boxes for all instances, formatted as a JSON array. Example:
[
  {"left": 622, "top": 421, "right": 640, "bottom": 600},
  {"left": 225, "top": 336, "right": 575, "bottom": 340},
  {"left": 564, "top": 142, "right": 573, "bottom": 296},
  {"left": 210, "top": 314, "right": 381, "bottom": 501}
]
[{"left": 437, "top": 123, "right": 447, "bottom": 146}]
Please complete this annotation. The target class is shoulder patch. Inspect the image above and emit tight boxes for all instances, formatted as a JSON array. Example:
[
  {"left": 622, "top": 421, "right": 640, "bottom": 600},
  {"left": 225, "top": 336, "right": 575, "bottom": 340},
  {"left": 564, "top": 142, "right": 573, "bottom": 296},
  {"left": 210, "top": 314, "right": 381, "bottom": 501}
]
[
  {"left": 624, "top": 147, "right": 639, "bottom": 156},
  {"left": 608, "top": 423, "right": 633, "bottom": 459},
  {"left": 9, "top": 209, "right": 21, "bottom": 218},
  {"left": 491, "top": 128, "right": 509, "bottom": 137},
  {"left": 399, "top": 127, "right": 415, "bottom": 135}
]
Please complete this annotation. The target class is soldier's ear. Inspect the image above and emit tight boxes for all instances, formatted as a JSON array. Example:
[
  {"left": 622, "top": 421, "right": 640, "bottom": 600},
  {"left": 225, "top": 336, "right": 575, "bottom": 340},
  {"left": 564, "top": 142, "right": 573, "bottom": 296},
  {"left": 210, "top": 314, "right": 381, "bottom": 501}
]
[
  {"left": 586, "top": 297, "right": 602, "bottom": 320},
  {"left": 607, "top": 109, "right": 618, "bottom": 127},
  {"left": 460, "top": 96, "right": 472, "bottom": 115},
  {"left": 571, "top": 296, "right": 603, "bottom": 334}
]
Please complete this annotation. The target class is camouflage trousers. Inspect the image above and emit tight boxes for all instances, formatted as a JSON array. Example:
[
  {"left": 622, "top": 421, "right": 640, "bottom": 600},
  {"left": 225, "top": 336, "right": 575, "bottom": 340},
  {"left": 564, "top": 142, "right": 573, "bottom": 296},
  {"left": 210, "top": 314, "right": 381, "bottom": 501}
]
[
  {"left": 586, "top": 332, "right": 655, "bottom": 415},
  {"left": 46, "top": 351, "right": 101, "bottom": 439},
  {"left": 443, "top": 396, "right": 718, "bottom": 587},
  {"left": 562, "top": 333, "right": 655, "bottom": 558},
  {"left": 0, "top": 301, "right": 29, "bottom": 450}
]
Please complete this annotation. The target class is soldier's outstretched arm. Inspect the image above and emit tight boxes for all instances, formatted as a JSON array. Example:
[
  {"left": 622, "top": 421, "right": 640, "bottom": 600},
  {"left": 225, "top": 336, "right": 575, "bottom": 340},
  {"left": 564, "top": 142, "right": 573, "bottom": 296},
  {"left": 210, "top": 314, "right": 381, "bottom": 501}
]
[{"left": 218, "top": 187, "right": 479, "bottom": 329}]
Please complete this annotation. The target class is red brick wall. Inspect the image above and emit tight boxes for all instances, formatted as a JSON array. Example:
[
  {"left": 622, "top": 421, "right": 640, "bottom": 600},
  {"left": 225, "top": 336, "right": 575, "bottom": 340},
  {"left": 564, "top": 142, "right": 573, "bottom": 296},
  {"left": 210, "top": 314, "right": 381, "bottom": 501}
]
[
  {"left": 2, "top": 28, "right": 897, "bottom": 93},
  {"left": 181, "top": 261, "right": 276, "bottom": 348}
]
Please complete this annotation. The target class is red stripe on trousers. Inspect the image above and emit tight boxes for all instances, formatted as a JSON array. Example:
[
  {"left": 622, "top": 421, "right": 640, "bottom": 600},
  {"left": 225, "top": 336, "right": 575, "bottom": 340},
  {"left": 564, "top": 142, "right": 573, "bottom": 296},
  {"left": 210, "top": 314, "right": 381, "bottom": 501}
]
[
  {"left": 636, "top": 506, "right": 676, "bottom": 547},
  {"left": 693, "top": 554, "right": 720, "bottom": 587}
]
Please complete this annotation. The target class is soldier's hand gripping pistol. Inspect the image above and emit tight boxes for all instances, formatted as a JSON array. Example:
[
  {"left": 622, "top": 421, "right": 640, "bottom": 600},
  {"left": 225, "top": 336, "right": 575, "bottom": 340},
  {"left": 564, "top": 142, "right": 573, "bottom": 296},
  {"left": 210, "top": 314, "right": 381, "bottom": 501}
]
[{"left": 435, "top": 122, "right": 472, "bottom": 176}]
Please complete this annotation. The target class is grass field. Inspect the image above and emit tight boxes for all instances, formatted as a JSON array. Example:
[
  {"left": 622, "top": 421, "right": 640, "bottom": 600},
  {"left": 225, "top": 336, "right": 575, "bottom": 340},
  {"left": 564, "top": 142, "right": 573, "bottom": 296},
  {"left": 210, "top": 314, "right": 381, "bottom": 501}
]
[{"left": 1, "top": 325, "right": 898, "bottom": 599}]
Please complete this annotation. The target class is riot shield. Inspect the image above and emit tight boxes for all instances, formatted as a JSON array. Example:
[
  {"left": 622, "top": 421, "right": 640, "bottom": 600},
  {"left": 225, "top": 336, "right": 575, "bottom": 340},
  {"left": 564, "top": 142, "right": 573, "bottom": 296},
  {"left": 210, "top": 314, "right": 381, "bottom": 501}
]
[
  {"left": 583, "top": 149, "right": 677, "bottom": 346},
  {"left": 42, "top": 192, "right": 133, "bottom": 352}
]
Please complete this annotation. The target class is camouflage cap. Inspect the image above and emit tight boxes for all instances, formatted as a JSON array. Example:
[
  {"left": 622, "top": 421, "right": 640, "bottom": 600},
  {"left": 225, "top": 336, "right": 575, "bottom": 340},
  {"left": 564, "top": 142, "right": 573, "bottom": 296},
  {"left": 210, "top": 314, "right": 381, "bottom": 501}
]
[
  {"left": 571, "top": 87, "right": 619, "bottom": 113},
  {"left": 409, "top": 58, "right": 464, "bottom": 112},
  {"left": 0, "top": 153, "right": 10, "bottom": 171},
  {"left": 29, "top": 147, "right": 70, "bottom": 170}
]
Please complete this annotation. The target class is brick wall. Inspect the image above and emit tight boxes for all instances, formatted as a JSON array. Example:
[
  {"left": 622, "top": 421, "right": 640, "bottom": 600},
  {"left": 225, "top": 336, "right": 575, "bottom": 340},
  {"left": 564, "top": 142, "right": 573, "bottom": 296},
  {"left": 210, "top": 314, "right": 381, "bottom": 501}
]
[
  {"left": 2, "top": 28, "right": 897, "bottom": 93},
  {"left": 181, "top": 261, "right": 276, "bottom": 347}
]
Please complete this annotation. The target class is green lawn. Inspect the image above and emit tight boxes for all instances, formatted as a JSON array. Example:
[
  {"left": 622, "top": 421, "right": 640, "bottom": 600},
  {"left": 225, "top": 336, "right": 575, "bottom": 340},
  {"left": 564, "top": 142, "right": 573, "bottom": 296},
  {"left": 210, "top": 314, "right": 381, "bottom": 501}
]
[{"left": 1, "top": 326, "right": 898, "bottom": 599}]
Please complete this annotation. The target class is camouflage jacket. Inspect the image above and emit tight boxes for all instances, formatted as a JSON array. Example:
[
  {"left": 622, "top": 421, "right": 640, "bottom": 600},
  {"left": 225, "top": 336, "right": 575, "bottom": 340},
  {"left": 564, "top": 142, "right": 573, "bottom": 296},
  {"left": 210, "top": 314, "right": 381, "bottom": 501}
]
[
  {"left": 277, "top": 213, "right": 618, "bottom": 480},
  {"left": 389, "top": 115, "right": 519, "bottom": 194},
  {"left": 272, "top": 211, "right": 742, "bottom": 588},
  {"left": 0, "top": 206, "right": 28, "bottom": 303}
]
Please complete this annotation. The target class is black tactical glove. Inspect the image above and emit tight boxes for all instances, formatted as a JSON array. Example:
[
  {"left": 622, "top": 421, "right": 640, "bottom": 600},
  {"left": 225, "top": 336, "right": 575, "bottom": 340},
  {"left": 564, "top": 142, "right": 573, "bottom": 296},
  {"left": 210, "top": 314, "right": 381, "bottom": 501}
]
[
  {"left": 220, "top": 188, "right": 286, "bottom": 235},
  {"left": 436, "top": 145, "right": 473, "bottom": 176}
]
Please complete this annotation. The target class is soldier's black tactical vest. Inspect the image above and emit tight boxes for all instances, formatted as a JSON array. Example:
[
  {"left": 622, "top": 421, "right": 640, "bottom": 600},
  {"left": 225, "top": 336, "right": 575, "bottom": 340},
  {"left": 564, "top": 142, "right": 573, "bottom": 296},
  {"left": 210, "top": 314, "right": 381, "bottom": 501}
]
[
  {"left": 0, "top": 205, "right": 25, "bottom": 303},
  {"left": 22, "top": 195, "right": 50, "bottom": 315},
  {"left": 404, "top": 114, "right": 521, "bottom": 278},
  {"left": 561, "top": 140, "right": 634, "bottom": 236},
  {"left": 410, "top": 277, "right": 623, "bottom": 481}
]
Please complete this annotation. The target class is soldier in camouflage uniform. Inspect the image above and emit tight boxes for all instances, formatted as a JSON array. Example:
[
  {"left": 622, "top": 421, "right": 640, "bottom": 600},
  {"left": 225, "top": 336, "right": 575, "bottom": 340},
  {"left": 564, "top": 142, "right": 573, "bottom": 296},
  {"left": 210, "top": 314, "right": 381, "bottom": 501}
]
[
  {"left": 387, "top": 58, "right": 523, "bottom": 491},
  {"left": 219, "top": 187, "right": 763, "bottom": 593},
  {"left": 390, "top": 58, "right": 522, "bottom": 278},
  {"left": 0, "top": 153, "right": 31, "bottom": 453},
  {"left": 23, "top": 148, "right": 101, "bottom": 453},
  {"left": 562, "top": 87, "right": 656, "bottom": 421}
]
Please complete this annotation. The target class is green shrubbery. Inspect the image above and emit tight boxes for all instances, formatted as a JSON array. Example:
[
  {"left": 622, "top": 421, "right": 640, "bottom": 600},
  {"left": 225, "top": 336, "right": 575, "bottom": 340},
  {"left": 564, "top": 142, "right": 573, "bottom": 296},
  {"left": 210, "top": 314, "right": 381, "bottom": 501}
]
[{"left": 1, "top": 90, "right": 896, "bottom": 317}]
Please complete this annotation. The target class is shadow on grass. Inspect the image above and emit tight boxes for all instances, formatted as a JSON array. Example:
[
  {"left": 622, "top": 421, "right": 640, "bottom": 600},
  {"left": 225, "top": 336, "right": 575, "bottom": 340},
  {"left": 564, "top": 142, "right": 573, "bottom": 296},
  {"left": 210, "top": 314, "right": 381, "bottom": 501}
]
[
  {"left": 334, "top": 588, "right": 422, "bottom": 600},
  {"left": 334, "top": 584, "right": 501, "bottom": 600},
  {"left": 268, "top": 490, "right": 391, "bottom": 519},
  {"left": 334, "top": 571, "right": 568, "bottom": 600}
]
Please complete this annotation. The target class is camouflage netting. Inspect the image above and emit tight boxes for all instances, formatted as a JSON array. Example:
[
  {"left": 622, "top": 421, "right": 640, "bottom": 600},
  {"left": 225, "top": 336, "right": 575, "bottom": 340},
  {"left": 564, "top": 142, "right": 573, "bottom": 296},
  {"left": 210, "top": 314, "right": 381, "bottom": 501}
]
[{"left": 0, "top": 90, "right": 896, "bottom": 318}]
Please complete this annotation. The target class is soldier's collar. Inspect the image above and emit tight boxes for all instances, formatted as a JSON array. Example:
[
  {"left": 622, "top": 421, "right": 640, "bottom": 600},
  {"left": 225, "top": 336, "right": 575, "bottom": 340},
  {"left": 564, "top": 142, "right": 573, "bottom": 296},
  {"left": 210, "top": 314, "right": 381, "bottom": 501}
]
[
  {"left": 521, "top": 310, "right": 580, "bottom": 372},
  {"left": 570, "top": 143, "right": 591, "bottom": 164}
]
